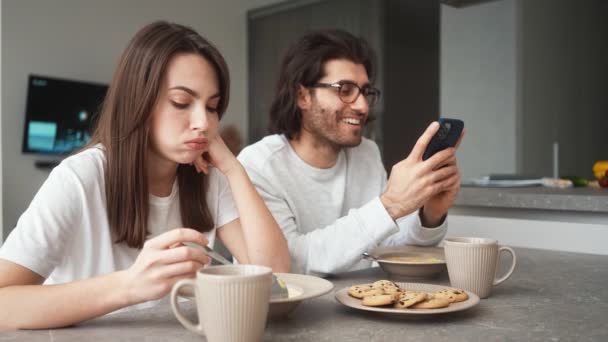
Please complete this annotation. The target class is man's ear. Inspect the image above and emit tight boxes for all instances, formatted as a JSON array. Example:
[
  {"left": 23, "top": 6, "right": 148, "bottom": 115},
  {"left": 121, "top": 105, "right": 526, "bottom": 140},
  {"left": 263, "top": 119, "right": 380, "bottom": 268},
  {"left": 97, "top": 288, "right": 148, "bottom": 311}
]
[{"left": 297, "top": 85, "right": 311, "bottom": 111}]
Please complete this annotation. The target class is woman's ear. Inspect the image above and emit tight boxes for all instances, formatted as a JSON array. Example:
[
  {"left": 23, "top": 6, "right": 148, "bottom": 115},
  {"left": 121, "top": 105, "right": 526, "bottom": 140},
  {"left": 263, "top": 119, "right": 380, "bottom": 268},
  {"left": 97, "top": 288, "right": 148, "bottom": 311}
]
[{"left": 297, "top": 85, "right": 311, "bottom": 111}]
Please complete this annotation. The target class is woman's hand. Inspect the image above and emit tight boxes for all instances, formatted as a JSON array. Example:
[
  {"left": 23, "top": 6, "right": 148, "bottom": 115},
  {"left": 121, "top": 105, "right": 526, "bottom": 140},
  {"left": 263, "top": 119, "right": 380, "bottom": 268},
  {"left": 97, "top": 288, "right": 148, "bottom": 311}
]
[
  {"left": 193, "top": 134, "right": 240, "bottom": 176},
  {"left": 122, "top": 228, "right": 210, "bottom": 306}
]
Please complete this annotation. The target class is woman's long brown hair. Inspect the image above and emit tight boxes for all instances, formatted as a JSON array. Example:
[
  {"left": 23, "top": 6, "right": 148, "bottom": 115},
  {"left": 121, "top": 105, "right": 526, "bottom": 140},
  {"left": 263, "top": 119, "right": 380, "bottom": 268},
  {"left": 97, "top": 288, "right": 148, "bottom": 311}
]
[{"left": 87, "top": 21, "right": 230, "bottom": 248}]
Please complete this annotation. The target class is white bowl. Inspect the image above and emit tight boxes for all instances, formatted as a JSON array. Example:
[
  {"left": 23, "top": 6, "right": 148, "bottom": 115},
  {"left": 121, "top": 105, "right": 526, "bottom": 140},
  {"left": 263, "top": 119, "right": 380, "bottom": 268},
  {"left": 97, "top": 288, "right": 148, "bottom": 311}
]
[{"left": 369, "top": 245, "right": 447, "bottom": 280}]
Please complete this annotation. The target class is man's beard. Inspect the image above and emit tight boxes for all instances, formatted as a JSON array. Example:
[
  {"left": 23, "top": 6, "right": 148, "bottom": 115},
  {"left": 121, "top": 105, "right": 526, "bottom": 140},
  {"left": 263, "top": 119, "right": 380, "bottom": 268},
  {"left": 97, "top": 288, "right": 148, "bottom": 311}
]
[{"left": 304, "top": 103, "right": 366, "bottom": 149}]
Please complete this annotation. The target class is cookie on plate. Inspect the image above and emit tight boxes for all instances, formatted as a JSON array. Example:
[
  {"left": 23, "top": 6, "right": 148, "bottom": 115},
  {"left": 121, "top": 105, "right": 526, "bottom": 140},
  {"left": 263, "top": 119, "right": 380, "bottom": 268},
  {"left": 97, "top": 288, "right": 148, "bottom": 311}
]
[
  {"left": 433, "top": 288, "right": 469, "bottom": 303},
  {"left": 371, "top": 280, "right": 399, "bottom": 289},
  {"left": 371, "top": 280, "right": 403, "bottom": 298},
  {"left": 411, "top": 295, "right": 450, "bottom": 309},
  {"left": 348, "top": 285, "right": 382, "bottom": 299},
  {"left": 393, "top": 291, "right": 427, "bottom": 309},
  {"left": 380, "top": 285, "right": 404, "bottom": 296},
  {"left": 362, "top": 294, "right": 396, "bottom": 307}
]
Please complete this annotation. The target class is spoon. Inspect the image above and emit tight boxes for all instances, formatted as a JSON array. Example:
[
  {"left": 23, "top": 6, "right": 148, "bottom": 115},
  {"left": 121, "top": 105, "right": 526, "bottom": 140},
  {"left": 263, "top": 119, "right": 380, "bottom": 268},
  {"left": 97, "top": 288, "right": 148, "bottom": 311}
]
[
  {"left": 362, "top": 252, "right": 379, "bottom": 261},
  {"left": 184, "top": 242, "right": 289, "bottom": 299}
]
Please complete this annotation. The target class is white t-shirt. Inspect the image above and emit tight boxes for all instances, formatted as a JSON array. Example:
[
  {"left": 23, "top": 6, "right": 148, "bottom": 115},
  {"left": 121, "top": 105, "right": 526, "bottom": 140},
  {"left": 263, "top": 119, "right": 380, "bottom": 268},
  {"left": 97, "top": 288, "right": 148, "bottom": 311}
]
[
  {"left": 0, "top": 146, "right": 238, "bottom": 309},
  {"left": 238, "top": 135, "right": 447, "bottom": 275}
]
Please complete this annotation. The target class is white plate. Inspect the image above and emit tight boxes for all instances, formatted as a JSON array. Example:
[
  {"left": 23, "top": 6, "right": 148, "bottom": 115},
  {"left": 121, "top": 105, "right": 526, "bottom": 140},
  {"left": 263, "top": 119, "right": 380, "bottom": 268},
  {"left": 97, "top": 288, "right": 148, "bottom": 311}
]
[
  {"left": 179, "top": 272, "right": 334, "bottom": 319},
  {"left": 335, "top": 282, "right": 480, "bottom": 316}
]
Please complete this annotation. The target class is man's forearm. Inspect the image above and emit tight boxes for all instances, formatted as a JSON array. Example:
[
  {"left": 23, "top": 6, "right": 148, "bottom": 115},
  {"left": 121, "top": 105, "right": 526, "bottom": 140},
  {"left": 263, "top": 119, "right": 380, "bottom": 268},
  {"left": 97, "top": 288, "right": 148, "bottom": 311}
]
[{"left": 285, "top": 197, "right": 399, "bottom": 274}]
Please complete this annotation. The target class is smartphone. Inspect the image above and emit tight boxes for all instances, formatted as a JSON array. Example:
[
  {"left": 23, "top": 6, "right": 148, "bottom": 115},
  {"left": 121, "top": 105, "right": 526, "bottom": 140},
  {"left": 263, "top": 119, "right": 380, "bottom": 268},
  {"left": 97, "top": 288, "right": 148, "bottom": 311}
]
[{"left": 422, "top": 118, "right": 464, "bottom": 160}]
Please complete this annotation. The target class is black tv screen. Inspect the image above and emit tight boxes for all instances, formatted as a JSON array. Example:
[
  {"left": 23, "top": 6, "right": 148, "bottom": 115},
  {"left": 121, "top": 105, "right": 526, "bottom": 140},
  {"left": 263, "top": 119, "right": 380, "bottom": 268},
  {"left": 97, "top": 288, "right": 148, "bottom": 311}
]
[{"left": 21, "top": 74, "right": 108, "bottom": 155}]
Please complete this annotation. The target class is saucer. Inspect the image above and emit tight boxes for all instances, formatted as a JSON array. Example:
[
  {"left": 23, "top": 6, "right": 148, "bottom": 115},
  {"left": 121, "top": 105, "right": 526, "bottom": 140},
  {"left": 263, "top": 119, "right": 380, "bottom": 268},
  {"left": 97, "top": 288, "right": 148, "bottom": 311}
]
[
  {"left": 267, "top": 273, "right": 334, "bottom": 319},
  {"left": 178, "top": 272, "right": 334, "bottom": 319}
]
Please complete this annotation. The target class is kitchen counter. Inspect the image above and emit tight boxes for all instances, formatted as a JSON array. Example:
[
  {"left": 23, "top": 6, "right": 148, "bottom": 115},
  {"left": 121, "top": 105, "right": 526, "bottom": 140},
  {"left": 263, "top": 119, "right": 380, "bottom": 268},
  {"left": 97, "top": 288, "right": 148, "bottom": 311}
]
[
  {"left": 2, "top": 247, "right": 607, "bottom": 341},
  {"left": 455, "top": 186, "right": 608, "bottom": 213}
]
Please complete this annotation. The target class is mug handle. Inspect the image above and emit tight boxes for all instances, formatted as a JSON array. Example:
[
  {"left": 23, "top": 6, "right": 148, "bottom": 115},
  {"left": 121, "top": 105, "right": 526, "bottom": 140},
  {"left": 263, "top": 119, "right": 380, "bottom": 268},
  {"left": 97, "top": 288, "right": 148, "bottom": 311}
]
[
  {"left": 170, "top": 278, "right": 204, "bottom": 335},
  {"left": 493, "top": 246, "right": 517, "bottom": 286}
]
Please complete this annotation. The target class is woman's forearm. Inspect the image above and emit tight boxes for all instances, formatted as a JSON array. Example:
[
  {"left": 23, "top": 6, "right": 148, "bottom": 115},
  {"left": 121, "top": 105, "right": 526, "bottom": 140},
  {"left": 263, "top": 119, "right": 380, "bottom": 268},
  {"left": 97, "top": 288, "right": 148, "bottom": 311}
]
[
  {"left": 0, "top": 270, "right": 130, "bottom": 330},
  {"left": 224, "top": 164, "right": 290, "bottom": 272}
]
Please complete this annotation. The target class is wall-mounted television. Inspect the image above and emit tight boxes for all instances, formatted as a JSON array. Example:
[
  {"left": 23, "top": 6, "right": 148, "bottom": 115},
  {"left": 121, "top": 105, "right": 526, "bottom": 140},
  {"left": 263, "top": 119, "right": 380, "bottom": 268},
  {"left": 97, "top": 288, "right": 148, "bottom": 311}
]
[{"left": 21, "top": 74, "right": 108, "bottom": 155}]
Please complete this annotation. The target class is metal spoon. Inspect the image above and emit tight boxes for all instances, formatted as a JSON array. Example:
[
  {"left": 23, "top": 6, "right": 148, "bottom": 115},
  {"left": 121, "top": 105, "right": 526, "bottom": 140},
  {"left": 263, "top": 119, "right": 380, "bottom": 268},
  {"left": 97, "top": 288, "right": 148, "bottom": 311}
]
[
  {"left": 184, "top": 242, "right": 289, "bottom": 299},
  {"left": 362, "top": 252, "right": 378, "bottom": 261}
]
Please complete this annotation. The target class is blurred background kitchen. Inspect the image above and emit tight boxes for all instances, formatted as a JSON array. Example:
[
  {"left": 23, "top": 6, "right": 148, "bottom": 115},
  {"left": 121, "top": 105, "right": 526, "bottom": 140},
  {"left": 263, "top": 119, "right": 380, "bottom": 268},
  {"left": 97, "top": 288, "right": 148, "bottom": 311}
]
[{"left": 1, "top": 0, "right": 607, "bottom": 253}]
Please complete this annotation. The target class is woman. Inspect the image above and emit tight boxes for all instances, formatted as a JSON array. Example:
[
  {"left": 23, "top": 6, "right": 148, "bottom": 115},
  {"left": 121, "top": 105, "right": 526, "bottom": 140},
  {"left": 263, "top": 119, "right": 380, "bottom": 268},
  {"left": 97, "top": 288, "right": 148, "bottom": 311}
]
[{"left": 0, "top": 21, "right": 290, "bottom": 329}]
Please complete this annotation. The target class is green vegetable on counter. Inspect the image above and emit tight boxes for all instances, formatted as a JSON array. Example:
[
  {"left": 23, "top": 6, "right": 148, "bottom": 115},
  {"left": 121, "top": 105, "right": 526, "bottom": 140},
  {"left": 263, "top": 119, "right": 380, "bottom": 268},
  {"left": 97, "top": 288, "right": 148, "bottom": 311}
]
[{"left": 560, "top": 176, "right": 589, "bottom": 187}]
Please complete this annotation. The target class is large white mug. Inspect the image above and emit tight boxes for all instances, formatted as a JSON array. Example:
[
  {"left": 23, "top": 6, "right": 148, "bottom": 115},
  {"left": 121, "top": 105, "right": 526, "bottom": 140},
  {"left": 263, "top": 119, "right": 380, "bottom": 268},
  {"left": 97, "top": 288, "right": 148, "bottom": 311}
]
[
  {"left": 444, "top": 237, "right": 516, "bottom": 299},
  {"left": 170, "top": 264, "right": 272, "bottom": 342}
]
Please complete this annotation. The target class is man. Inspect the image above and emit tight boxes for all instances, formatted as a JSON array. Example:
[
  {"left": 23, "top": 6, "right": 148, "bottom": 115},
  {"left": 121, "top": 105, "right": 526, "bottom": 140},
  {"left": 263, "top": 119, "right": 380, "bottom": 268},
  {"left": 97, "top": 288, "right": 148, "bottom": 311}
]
[{"left": 238, "top": 29, "right": 462, "bottom": 275}]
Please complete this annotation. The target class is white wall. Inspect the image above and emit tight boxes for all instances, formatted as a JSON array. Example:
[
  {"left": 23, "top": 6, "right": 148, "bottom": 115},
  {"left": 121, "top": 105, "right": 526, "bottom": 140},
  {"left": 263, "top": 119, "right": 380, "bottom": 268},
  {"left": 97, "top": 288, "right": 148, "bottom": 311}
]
[
  {"left": 440, "top": 0, "right": 518, "bottom": 179},
  {"left": 1, "top": 0, "right": 284, "bottom": 238}
]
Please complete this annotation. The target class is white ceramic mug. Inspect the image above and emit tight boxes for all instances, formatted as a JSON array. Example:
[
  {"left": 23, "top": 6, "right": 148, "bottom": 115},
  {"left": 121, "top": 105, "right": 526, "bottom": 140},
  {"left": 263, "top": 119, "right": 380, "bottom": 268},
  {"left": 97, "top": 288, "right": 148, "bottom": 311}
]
[
  {"left": 170, "top": 264, "right": 272, "bottom": 342},
  {"left": 444, "top": 237, "right": 516, "bottom": 299}
]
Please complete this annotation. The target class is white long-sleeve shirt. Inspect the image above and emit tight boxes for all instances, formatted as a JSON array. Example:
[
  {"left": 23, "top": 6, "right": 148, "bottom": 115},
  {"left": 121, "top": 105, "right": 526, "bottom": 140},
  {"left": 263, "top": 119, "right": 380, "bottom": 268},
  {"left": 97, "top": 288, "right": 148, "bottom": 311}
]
[{"left": 238, "top": 135, "right": 447, "bottom": 275}]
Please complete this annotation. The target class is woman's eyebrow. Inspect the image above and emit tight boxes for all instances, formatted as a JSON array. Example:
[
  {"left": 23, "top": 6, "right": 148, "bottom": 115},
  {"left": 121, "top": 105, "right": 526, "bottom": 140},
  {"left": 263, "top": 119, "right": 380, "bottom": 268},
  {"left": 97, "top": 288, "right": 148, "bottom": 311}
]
[
  {"left": 169, "top": 85, "right": 199, "bottom": 98},
  {"left": 169, "top": 86, "right": 221, "bottom": 100}
]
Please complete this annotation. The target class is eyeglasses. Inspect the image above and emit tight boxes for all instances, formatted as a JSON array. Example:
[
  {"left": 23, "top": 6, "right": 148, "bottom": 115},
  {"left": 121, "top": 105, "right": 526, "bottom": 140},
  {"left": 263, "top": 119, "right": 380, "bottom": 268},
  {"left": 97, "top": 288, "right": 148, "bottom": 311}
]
[{"left": 310, "top": 81, "right": 381, "bottom": 107}]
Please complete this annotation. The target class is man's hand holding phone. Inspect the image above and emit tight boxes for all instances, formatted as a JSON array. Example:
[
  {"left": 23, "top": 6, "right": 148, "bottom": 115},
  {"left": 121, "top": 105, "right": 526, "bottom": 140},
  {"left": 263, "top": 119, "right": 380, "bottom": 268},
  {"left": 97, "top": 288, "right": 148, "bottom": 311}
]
[{"left": 380, "top": 119, "right": 464, "bottom": 226}]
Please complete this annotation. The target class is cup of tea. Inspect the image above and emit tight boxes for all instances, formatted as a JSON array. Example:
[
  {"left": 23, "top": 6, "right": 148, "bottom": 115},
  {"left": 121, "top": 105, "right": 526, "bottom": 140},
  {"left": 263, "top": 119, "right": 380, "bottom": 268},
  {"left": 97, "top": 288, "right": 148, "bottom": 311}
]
[
  {"left": 170, "top": 264, "right": 272, "bottom": 342},
  {"left": 443, "top": 237, "right": 516, "bottom": 299}
]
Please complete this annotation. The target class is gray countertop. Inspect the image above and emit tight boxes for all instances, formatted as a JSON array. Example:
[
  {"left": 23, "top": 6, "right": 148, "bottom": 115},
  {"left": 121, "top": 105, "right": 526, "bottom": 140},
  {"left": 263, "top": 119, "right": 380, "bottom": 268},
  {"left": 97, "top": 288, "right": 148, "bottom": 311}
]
[
  {"left": 2, "top": 248, "right": 607, "bottom": 341},
  {"left": 455, "top": 186, "right": 608, "bottom": 213}
]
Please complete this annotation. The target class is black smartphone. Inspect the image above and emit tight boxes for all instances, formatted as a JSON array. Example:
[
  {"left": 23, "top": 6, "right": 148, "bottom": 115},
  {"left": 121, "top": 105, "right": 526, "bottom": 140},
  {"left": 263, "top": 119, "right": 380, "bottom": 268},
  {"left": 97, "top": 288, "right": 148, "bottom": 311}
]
[{"left": 422, "top": 118, "right": 464, "bottom": 160}]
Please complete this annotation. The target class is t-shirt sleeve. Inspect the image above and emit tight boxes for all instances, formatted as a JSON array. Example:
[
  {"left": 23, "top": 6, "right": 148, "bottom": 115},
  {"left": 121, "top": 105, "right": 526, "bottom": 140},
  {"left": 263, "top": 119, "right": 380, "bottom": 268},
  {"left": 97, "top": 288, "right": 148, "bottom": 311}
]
[
  {"left": 0, "top": 164, "right": 84, "bottom": 278},
  {"left": 211, "top": 169, "right": 239, "bottom": 228}
]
